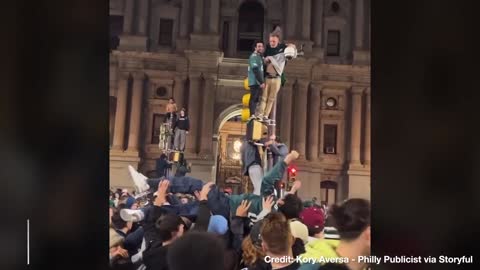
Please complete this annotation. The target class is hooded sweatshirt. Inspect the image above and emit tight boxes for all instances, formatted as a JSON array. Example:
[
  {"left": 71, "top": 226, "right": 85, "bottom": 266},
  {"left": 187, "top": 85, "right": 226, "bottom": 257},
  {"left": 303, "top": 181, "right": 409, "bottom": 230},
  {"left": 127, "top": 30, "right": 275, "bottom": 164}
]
[
  {"left": 174, "top": 114, "right": 189, "bottom": 131},
  {"left": 298, "top": 239, "right": 343, "bottom": 269}
]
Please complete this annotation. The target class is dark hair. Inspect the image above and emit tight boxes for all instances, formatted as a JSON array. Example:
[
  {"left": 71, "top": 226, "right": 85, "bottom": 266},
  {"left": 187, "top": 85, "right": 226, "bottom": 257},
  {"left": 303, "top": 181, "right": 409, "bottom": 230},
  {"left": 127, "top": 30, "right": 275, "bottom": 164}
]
[
  {"left": 160, "top": 153, "right": 167, "bottom": 160},
  {"left": 155, "top": 213, "right": 183, "bottom": 242},
  {"left": 308, "top": 226, "right": 324, "bottom": 237},
  {"left": 169, "top": 97, "right": 175, "bottom": 101},
  {"left": 278, "top": 194, "right": 304, "bottom": 220},
  {"left": 252, "top": 40, "right": 264, "bottom": 50},
  {"left": 167, "top": 232, "right": 225, "bottom": 270},
  {"left": 111, "top": 211, "right": 127, "bottom": 230},
  {"left": 260, "top": 212, "right": 292, "bottom": 255},
  {"left": 329, "top": 199, "right": 370, "bottom": 240}
]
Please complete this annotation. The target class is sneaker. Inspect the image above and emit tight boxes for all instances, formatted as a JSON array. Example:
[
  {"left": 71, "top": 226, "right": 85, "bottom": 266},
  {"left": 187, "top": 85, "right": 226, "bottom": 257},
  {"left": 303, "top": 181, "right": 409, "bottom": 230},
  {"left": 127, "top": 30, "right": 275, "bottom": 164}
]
[
  {"left": 128, "top": 165, "right": 150, "bottom": 194},
  {"left": 248, "top": 115, "right": 256, "bottom": 121},
  {"left": 120, "top": 209, "right": 145, "bottom": 223}
]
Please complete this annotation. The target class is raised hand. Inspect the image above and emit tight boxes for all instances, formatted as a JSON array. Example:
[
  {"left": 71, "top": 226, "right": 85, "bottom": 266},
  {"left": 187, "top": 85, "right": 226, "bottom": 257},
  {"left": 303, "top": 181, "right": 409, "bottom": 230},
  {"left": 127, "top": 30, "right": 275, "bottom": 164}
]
[
  {"left": 262, "top": 195, "right": 275, "bottom": 213},
  {"left": 284, "top": 150, "right": 300, "bottom": 164},
  {"left": 199, "top": 182, "right": 214, "bottom": 201},
  {"left": 236, "top": 200, "right": 252, "bottom": 217},
  {"left": 154, "top": 180, "right": 170, "bottom": 206},
  {"left": 289, "top": 180, "right": 302, "bottom": 194}
]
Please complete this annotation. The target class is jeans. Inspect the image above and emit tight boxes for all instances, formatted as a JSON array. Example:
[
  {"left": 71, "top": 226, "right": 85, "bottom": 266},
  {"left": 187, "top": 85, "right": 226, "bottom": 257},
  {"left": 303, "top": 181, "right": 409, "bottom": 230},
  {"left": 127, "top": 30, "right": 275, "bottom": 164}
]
[
  {"left": 174, "top": 129, "right": 187, "bottom": 151},
  {"left": 249, "top": 85, "right": 262, "bottom": 116},
  {"left": 248, "top": 164, "right": 263, "bottom": 195}
]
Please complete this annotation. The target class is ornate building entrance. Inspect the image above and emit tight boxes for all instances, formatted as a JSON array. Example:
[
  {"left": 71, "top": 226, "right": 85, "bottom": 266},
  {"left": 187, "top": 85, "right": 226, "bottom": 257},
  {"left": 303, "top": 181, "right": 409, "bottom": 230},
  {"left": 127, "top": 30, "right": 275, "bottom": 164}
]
[{"left": 214, "top": 108, "right": 251, "bottom": 194}]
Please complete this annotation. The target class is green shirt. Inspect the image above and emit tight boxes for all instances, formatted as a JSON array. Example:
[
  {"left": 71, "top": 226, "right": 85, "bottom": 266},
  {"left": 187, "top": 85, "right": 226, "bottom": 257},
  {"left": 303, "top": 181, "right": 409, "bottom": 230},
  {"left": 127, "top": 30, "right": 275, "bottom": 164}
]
[
  {"left": 228, "top": 160, "right": 287, "bottom": 223},
  {"left": 247, "top": 52, "right": 264, "bottom": 86}
]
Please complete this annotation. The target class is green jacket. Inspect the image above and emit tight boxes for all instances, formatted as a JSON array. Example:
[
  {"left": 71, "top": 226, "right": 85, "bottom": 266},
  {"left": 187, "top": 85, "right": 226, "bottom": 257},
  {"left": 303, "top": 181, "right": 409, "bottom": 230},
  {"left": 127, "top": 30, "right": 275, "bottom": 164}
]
[
  {"left": 228, "top": 160, "right": 287, "bottom": 223},
  {"left": 247, "top": 52, "right": 264, "bottom": 86}
]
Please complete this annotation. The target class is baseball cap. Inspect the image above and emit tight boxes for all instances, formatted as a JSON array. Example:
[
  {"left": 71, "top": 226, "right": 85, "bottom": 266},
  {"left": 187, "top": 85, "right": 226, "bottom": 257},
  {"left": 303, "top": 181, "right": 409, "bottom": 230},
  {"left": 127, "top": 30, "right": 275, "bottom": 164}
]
[
  {"left": 289, "top": 220, "right": 309, "bottom": 244},
  {"left": 300, "top": 207, "right": 325, "bottom": 231}
]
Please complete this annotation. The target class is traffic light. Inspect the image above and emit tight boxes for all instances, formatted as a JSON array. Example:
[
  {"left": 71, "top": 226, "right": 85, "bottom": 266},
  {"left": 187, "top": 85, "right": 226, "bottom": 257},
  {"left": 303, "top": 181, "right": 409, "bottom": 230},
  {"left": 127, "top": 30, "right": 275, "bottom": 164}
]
[
  {"left": 241, "top": 77, "right": 251, "bottom": 121},
  {"left": 288, "top": 166, "right": 297, "bottom": 181}
]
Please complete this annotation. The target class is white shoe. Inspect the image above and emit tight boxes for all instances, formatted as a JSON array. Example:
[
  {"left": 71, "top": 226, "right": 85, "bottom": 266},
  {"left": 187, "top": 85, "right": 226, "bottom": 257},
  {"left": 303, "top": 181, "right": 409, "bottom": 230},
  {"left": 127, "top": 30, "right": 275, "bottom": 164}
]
[
  {"left": 120, "top": 209, "right": 145, "bottom": 223},
  {"left": 128, "top": 165, "right": 150, "bottom": 194}
]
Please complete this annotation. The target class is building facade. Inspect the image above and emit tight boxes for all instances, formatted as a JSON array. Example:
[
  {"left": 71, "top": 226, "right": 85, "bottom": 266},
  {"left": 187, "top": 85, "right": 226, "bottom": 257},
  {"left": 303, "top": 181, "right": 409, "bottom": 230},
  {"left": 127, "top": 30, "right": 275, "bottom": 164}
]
[{"left": 109, "top": 0, "right": 371, "bottom": 203}]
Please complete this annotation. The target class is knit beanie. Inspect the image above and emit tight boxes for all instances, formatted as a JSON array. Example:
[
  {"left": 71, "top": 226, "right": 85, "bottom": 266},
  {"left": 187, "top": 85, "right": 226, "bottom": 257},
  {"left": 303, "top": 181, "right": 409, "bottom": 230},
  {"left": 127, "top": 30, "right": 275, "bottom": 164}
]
[{"left": 207, "top": 215, "right": 228, "bottom": 235}]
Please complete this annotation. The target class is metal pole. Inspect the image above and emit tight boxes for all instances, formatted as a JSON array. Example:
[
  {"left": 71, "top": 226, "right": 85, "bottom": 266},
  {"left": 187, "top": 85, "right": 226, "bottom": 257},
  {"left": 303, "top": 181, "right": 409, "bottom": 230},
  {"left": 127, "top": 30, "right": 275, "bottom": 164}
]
[{"left": 267, "top": 96, "right": 276, "bottom": 172}]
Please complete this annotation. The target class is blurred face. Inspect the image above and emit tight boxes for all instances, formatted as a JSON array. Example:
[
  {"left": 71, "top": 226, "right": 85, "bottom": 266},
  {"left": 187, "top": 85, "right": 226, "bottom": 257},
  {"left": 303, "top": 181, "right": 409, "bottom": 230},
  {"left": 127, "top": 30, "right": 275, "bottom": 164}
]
[
  {"left": 180, "top": 198, "right": 188, "bottom": 204},
  {"left": 169, "top": 99, "right": 174, "bottom": 104},
  {"left": 269, "top": 36, "right": 279, "bottom": 48},
  {"left": 131, "top": 203, "right": 138, "bottom": 210},
  {"left": 255, "top": 42, "right": 264, "bottom": 54},
  {"left": 115, "top": 193, "right": 119, "bottom": 199},
  {"left": 180, "top": 110, "right": 185, "bottom": 117}
]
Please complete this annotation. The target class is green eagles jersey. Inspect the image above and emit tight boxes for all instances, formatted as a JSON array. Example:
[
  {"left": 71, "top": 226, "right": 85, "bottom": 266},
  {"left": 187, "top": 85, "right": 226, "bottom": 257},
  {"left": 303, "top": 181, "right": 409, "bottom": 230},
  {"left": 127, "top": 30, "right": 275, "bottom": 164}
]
[
  {"left": 247, "top": 52, "right": 264, "bottom": 86},
  {"left": 228, "top": 161, "right": 287, "bottom": 224}
]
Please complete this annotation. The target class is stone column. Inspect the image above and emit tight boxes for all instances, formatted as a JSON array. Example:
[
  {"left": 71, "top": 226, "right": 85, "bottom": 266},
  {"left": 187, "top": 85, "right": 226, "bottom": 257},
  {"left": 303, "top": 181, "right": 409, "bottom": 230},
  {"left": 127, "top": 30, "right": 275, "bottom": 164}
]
[
  {"left": 220, "top": 134, "right": 228, "bottom": 159},
  {"left": 312, "top": 0, "right": 324, "bottom": 47},
  {"left": 127, "top": 72, "right": 145, "bottom": 151},
  {"left": 280, "top": 80, "right": 294, "bottom": 148},
  {"left": 349, "top": 87, "right": 364, "bottom": 166},
  {"left": 209, "top": 0, "right": 220, "bottom": 33},
  {"left": 123, "top": 0, "right": 134, "bottom": 34},
  {"left": 193, "top": 0, "right": 204, "bottom": 33},
  {"left": 111, "top": 72, "right": 130, "bottom": 150},
  {"left": 364, "top": 88, "right": 370, "bottom": 165},
  {"left": 199, "top": 77, "right": 216, "bottom": 157},
  {"left": 186, "top": 75, "right": 202, "bottom": 154},
  {"left": 286, "top": 0, "right": 297, "bottom": 39},
  {"left": 308, "top": 84, "right": 321, "bottom": 161},
  {"left": 301, "top": 0, "right": 312, "bottom": 40},
  {"left": 173, "top": 76, "right": 186, "bottom": 110},
  {"left": 179, "top": 0, "right": 190, "bottom": 37},
  {"left": 136, "top": 0, "right": 149, "bottom": 35},
  {"left": 293, "top": 81, "right": 309, "bottom": 157},
  {"left": 354, "top": 0, "right": 365, "bottom": 49}
]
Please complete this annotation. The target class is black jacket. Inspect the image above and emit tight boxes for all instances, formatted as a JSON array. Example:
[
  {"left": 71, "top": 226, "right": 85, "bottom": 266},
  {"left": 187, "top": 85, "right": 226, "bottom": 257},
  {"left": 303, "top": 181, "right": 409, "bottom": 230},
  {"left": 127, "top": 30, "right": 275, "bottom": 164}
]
[
  {"left": 241, "top": 142, "right": 262, "bottom": 176},
  {"left": 142, "top": 242, "right": 170, "bottom": 270},
  {"left": 156, "top": 159, "right": 172, "bottom": 177},
  {"left": 174, "top": 115, "right": 190, "bottom": 131}
]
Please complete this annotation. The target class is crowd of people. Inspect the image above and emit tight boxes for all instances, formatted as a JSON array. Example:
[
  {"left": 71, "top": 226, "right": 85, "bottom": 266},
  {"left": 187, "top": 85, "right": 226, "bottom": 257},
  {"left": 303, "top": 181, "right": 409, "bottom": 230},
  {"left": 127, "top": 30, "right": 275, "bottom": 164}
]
[
  {"left": 110, "top": 150, "right": 371, "bottom": 270},
  {"left": 109, "top": 27, "right": 370, "bottom": 270}
]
